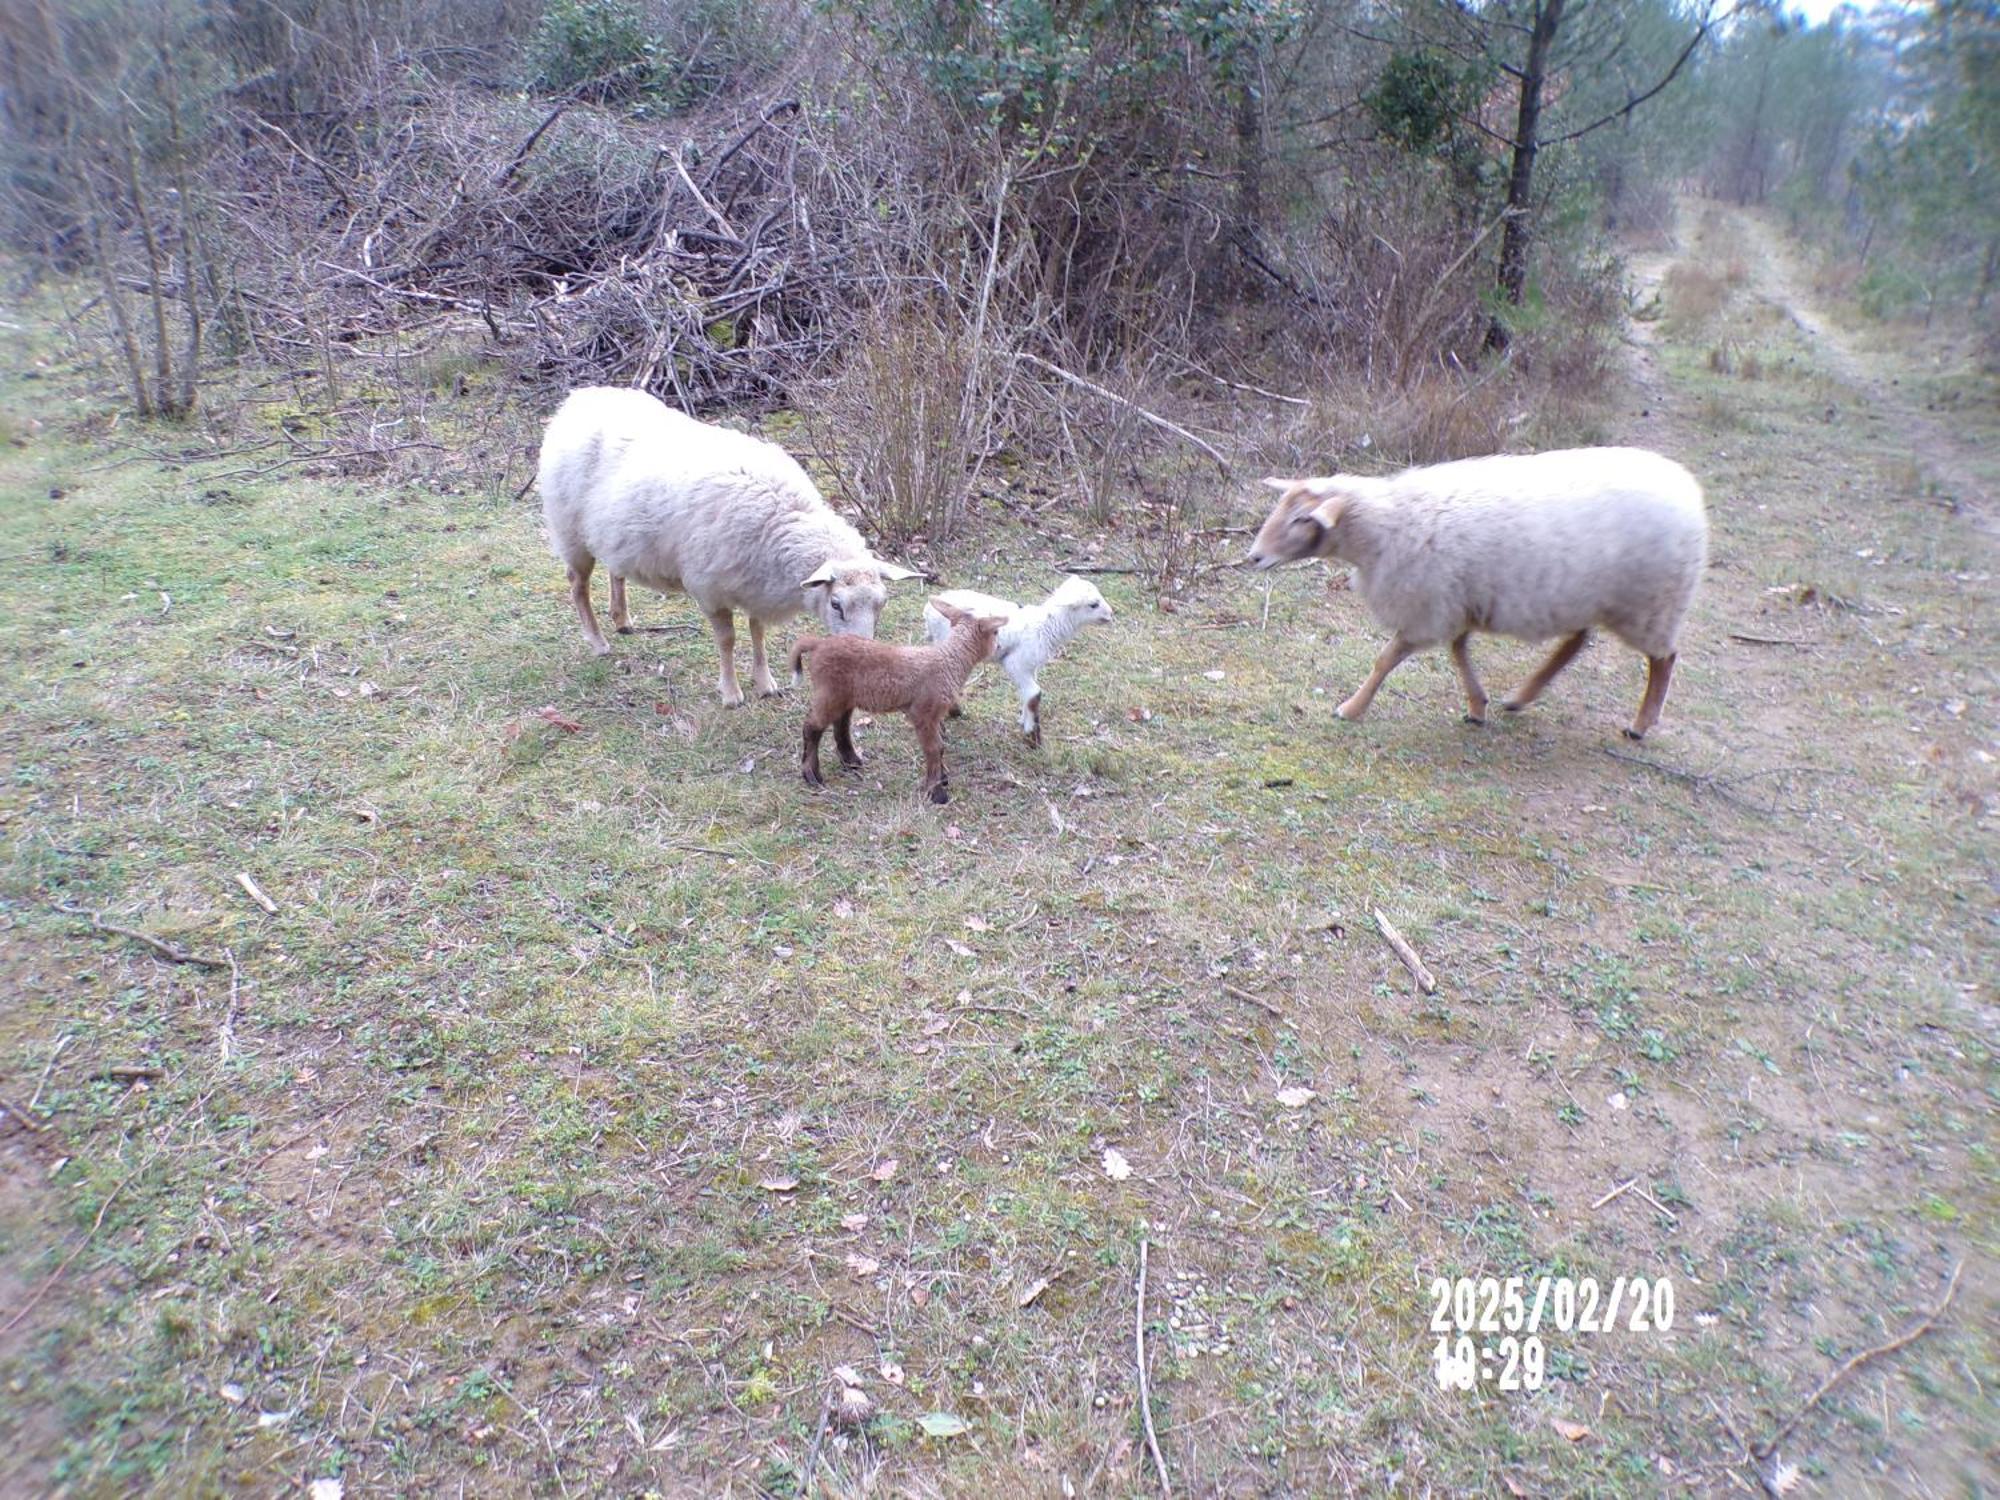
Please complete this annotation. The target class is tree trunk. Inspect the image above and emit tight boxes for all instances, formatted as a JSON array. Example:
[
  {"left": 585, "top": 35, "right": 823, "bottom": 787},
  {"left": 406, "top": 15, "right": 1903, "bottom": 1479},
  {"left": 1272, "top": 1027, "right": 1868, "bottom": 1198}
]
[{"left": 1486, "top": 0, "right": 1566, "bottom": 353}]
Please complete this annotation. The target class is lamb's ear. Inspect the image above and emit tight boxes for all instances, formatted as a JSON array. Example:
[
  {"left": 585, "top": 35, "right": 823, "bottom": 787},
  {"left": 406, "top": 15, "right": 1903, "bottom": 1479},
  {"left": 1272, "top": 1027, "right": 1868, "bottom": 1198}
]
[
  {"left": 872, "top": 559, "right": 923, "bottom": 582},
  {"left": 1261, "top": 476, "right": 1299, "bottom": 493},
  {"left": 798, "top": 562, "right": 838, "bottom": 590}
]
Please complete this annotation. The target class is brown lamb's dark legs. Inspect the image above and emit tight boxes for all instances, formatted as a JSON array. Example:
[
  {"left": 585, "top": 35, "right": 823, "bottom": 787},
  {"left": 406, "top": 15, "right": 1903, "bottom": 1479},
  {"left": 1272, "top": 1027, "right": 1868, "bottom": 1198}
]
[
  {"left": 834, "top": 711, "right": 864, "bottom": 769},
  {"left": 914, "top": 711, "right": 950, "bottom": 803},
  {"left": 800, "top": 722, "right": 826, "bottom": 787}
]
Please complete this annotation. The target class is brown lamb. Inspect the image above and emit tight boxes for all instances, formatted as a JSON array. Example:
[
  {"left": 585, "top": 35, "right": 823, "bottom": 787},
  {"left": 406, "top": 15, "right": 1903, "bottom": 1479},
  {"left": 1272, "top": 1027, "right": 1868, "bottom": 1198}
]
[{"left": 789, "top": 599, "right": 1003, "bottom": 803}]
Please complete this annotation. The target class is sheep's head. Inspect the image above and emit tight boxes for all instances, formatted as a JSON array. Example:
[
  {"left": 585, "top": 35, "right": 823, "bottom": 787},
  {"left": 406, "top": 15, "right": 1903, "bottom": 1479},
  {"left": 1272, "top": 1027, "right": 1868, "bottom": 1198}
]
[
  {"left": 1247, "top": 477, "right": 1350, "bottom": 569},
  {"left": 800, "top": 557, "right": 921, "bottom": 637},
  {"left": 1050, "top": 575, "right": 1114, "bottom": 627}
]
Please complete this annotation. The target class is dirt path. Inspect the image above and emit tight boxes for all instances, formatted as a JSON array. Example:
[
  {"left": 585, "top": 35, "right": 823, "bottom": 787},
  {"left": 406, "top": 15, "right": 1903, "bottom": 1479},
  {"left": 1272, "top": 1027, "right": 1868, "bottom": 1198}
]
[{"left": 1732, "top": 208, "right": 1997, "bottom": 536}]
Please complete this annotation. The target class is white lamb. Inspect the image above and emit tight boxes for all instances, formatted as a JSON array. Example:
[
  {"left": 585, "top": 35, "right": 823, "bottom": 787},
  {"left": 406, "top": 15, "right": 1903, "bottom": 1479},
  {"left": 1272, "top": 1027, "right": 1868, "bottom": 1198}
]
[
  {"left": 922, "top": 576, "right": 1114, "bottom": 745},
  {"left": 1247, "top": 447, "right": 1707, "bottom": 740},
  {"left": 538, "top": 387, "right": 918, "bottom": 704}
]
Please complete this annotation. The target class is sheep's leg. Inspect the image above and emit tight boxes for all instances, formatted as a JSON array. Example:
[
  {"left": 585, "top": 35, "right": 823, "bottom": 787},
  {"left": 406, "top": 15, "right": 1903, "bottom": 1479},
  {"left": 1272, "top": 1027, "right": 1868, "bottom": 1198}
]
[
  {"left": 609, "top": 575, "right": 632, "bottom": 634},
  {"left": 1450, "top": 633, "right": 1488, "bottom": 724},
  {"left": 915, "top": 712, "right": 950, "bottom": 804},
  {"left": 709, "top": 608, "right": 743, "bottom": 706},
  {"left": 800, "top": 722, "right": 827, "bottom": 787},
  {"left": 568, "top": 559, "right": 612, "bottom": 656},
  {"left": 1336, "top": 636, "right": 1419, "bottom": 721},
  {"left": 834, "top": 711, "right": 864, "bottom": 769},
  {"left": 1503, "top": 630, "right": 1589, "bottom": 713},
  {"left": 1625, "top": 653, "right": 1676, "bottom": 741},
  {"left": 748, "top": 618, "right": 781, "bottom": 697}
]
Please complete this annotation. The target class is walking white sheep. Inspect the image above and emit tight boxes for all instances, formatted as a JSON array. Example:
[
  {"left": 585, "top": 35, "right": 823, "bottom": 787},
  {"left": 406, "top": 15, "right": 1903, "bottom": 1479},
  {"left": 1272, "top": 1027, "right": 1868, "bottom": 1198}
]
[
  {"left": 1247, "top": 447, "right": 1707, "bottom": 739},
  {"left": 538, "top": 387, "right": 919, "bottom": 705},
  {"left": 921, "top": 576, "right": 1114, "bottom": 745}
]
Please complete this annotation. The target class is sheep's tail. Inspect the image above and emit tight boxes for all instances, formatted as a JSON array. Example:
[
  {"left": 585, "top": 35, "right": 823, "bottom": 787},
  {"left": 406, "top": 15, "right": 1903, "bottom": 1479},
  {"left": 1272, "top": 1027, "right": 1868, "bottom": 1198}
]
[{"left": 789, "top": 636, "right": 819, "bottom": 688}]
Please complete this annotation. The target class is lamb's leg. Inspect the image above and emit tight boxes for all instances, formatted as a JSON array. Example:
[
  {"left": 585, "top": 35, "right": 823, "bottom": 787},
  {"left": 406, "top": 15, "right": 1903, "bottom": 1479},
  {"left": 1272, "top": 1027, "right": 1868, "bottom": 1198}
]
[
  {"left": 568, "top": 559, "right": 611, "bottom": 656},
  {"left": 1503, "top": 630, "right": 1589, "bottom": 713},
  {"left": 1450, "top": 633, "right": 1488, "bottom": 724},
  {"left": 834, "top": 710, "right": 864, "bottom": 769},
  {"left": 1625, "top": 653, "right": 1676, "bottom": 741},
  {"left": 915, "top": 712, "right": 950, "bottom": 804},
  {"left": 748, "top": 618, "right": 781, "bottom": 697},
  {"left": 709, "top": 607, "right": 743, "bottom": 706},
  {"left": 1010, "top": 660, "right": 1044, "bottom": 747},
  {"left": 1336, "top": 636, "right": 1419, "bottom": 721},
  {"left": 609, "top": 575, "right": 632, "bottom": 634},
  {"left": 800, "top": 722, "right": 827, "bottom": 787}
]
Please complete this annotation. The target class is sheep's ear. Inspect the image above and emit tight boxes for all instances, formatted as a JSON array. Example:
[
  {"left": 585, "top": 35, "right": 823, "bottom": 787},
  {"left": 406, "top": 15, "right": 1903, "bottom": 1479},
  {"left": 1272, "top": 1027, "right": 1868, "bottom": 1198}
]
[
  {"left": 798, "top": 562, "right": 838, "bottom": 590},
  {"left": 873, "top": 559, "right": 923, "bottom": 582},
  {"left": 1261, "top": 476, "right": 1299, "bottom": 493},
  {"left": 1308, "top": 492, "right": 1347, "bottom": 528}
]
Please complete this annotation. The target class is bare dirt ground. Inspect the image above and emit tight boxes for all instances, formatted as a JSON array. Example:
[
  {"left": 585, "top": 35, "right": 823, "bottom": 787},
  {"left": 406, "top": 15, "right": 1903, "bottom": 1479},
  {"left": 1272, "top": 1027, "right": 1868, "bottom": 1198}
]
[{"left": 0, "top": 200, "right": 1994, "bottom": 1498}]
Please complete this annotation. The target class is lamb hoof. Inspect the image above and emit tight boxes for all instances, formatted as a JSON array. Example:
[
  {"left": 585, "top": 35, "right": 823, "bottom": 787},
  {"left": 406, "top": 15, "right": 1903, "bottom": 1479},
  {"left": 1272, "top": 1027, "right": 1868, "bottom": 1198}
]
[
  {"left": 840, "top": 755, "right": 865, "bottom": 771},
  {"left": 947, "top": 703, "right": 964, "bottom": 719},
  {"left": 802, "top": 771, "right": 825, "bottom": 789},
  {"left": 1501, "top": 700, "right": 1525, "bottom": 714},
  {"left": 590, "top": 641, "right": 614, "bottom": 658},
  {"left": 1622, "top": 726, "right": 1646, "bottom": 742},
  {"left": 1025, "top": 725, "right": 1041, "bottom": 749},
  {"left": 929, "top": 784, "right": 950, "bottom": 805},
  {"left": 616, "top": 625, "right": 634, "bottom": 635},
  {"left": 1463, "top": 713, "right": 1485, "bottom": 727},
  {"left": 1334, "top": 702, "right": 1365, "bottom": 722}
]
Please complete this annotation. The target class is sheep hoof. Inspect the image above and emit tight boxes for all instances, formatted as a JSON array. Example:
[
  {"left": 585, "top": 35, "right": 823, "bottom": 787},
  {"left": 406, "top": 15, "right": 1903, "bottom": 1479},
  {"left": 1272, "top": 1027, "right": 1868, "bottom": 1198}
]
[
  {"left": 1463, "top": 713, "right": 1485, "bottom": 727},
  {"left": 1501, "top": 700, "right": 1525, "bottom": 714},
  {"left": 929, "top": 784, "right": 950, "bottom": 805},
  {"left": 1334, "top": 702, "right": 1366, "bottom": 722},
  {"left": 616, "top": 625, "right": 634, "bottom": 635},
  {"left": 720, "top": 690, "right": 745, "bottom": 708},
  {"left": 590, "top": 641, "right": 614, "bottom": 658},
  {"left": 1025, "top": 725, "right": 1041, "bottom": 748},
  {"left": 840, "top": 754, "right": 864, "bottom": 771},
  {"left": 1622, "top": 726, "right": 1646, "bottom": 742},
  {"left": 947, "top": 703, "right": 964, "bottom": 719}
]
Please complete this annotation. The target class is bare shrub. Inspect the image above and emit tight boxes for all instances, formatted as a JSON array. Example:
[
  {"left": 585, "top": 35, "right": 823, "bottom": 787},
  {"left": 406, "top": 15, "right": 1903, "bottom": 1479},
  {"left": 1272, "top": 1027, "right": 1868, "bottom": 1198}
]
[{"left": 1664, "top": 263, "right": 1729, "bottom": 332}]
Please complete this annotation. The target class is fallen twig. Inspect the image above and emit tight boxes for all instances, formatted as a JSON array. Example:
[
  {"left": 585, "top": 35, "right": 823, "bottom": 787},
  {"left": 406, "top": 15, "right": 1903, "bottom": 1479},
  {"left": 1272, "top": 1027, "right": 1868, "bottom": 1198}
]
[
  {"left": 1728, "top": 633, "right": 1810, "bottom": 647},
  {"left": 235, "top": 871, "right": 279, "bottom": 915},
  {"left": 28, "top": 1035, "right": 70, "bottom": 1113},
  {"left": 51, "top": 900, "right": 227, "bottom": 969},
  {"left": 1750, "top": 1259, "right": 1964, "bottom": 1461},
  {"left": 1373, "top": 909, "right": 1438, "bottom": 994},
  {"left": 1221, "top": 982, "right": 1285, "bottom": 1019},
  {"left": 0, "top": 1097, "right": 47, "bottom": 1133},
  {"left": 1591, "top": 1178, "right": 1637, "bottom": 1210},
  {"left": 1136, "top": 1238, "right": 1172, "bottom": 1498},
  {"left": 95, "top": 1065, "right": 161, "bottom": 1083}
]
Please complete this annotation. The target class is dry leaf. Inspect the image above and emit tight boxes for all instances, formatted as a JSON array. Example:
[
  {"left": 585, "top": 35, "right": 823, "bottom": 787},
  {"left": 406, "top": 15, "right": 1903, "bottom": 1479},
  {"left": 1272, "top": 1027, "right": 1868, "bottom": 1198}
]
[
  {"left": 1202, "top": 669, "right": 1226, "bottom": 681},
  {"left": 1502, "top": 1476, "right": 1527, "bottom": 1498},
  {"left": 1275, "top": 1086, "right": 1316, "bottom": 1109},
  {"left": 919, "top": 1412, "right": 969, "bottom": 1438},
  {"left": 871, "top": 1158, "right": 899, "bottom": 1182},
  {"left": 833, "top": 899, "right": 854, "bottom": 919},
  {"left": 846, "top": 1253, "right": 881, "bottom": 1279},
  {"left": 256, "top": 1410, "right": 293, "bottom": 1429},
  {"left": 964, "top": 915, "right": 991, "bottom": 932},
  {"left": 944, "top": 937, "right": 975, "bottom": 958},
  {"left": 909, "top": 1284, "right": 930, "bottom": 1308},
  {"left": 1102, "top": 1148, "right": 1132, "bottom": 1181},
  {"left": 836, "top": 1385, "right": 874, "bottom": 1425},
  {"left": 1017, "top": 1276, "right": 1051, "bottom": 1308},
  {"left": 536, "top": 705, "right": 582, "bottom": 732},
  {"left": 922, "top": 1015, "right": 950, "bottom": 1036},
  {"left": 881, "top": 1362, "right": 905, "bottom": 1386},
  {"left": 758, "top": 1176, "right": 799, "bottom": 1193},
  {"left": 219, "top": 1383, "right": 245, "bottom": 1406},
  {"left": 1769, "top": 1460, "right": 1801, "bottom": 1495},
  {"left": 308, "top": 1482, "right": 344, "bottom": 1500},
  {"left": 1550, "top": 1418, "right": 1591, "bottom": 1443},
  {"left": 832, "top": 1365, "right": 865, "bottom": 1387},
  {"left": 841, "top": 1212, "right": 870, "bottom": 1232}
]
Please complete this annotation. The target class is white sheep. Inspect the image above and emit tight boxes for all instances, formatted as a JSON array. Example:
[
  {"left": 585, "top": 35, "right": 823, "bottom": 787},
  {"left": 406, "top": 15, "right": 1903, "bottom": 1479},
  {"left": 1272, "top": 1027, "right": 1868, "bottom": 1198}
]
[
  {"left": 921, "top": 575, "right": 1114, "bottom": 745},
  {"left": 1247, "top": 447, "right": 1707, "bottom": 739},
  {"left": 537, "top": 386, "right": 918, "bottom": 704}
]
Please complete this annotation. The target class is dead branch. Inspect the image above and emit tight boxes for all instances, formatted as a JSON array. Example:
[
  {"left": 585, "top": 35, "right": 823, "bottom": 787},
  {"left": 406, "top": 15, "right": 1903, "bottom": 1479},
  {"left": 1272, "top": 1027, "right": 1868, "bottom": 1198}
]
[
  {"left": 1014, "top": 352, "right": 1232, "bottom": 475},
  {"left": 51, "top": 900, "right": 228, "bottom": 969},
  {"left": 1136, "top": 1238, "right": 1172, "bottom": 1498}
]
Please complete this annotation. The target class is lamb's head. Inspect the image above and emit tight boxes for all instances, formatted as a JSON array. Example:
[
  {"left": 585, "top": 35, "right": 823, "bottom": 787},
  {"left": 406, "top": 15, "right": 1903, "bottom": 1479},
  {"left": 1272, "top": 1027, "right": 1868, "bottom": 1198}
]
[
  {"left": 1049, "top": 575, "right": 1114, "bottom": 629},
  {"left": 930, "top": 598, "right": 1006, "bottom": 657},
  {"left": 1247, "top": 477, "right": 1353, "bottom": 569},
  {"left": 799, "top": 557, "right": 922, "bottom": 637}
]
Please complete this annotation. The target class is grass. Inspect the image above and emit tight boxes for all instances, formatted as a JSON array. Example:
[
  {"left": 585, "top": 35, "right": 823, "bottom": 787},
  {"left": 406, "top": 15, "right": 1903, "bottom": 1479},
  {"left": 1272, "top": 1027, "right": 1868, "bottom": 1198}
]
[{"left": 2, "top": 201, "right": 1997, "bottom": 1497}]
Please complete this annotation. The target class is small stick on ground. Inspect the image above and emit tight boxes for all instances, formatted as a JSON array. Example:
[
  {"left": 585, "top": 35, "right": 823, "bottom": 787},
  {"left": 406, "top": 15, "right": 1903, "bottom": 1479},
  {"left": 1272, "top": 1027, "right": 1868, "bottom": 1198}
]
[
  {"left": 0, "top": 1162, "right": 146, "bottom": 1334},
  {"left": 51, "top": 900, "right": 227, "bottom": 969},
  {"left": 1591, "top": 1179, "right": 1637, "bottom": 1210},
  {"left": 28, "top": 1035, "right": 71, "bottom": 1113},
  {"left": 1221, "top": 982, "right": 1285, "bottom": 1020},
  {"left": 1750, "top": 1258, "right": 1965, "bottom": 1461},
  {"left": 1373, "top": 909, "right": 1438, "bottom": 994},
  {"left": 1136, "top": 1238, "right": 1171, "bottom": 1499},
  {"left": 1, "top": 1097, "right": 47, "bottom": 1133},
  {"left": 235, "top": 871, "right": 279, "bottom": 915},
  {"left": 802, "top": 1395, "right": 832, "bottom": 1498},
  {"left": 1728, "top": 633, "right": 1810, "bottom": 647}
]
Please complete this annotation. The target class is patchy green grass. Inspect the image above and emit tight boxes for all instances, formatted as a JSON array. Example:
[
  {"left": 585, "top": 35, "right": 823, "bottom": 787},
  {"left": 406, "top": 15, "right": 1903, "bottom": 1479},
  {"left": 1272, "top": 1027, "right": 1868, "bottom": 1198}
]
[{"left": 3, "top": 205, "right": 1996, "bottom": 1498}]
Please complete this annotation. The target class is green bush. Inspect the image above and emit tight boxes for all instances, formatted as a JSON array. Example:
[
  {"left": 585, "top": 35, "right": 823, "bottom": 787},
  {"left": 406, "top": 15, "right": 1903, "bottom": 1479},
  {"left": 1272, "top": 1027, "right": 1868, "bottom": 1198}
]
[{"left": 527, "top": 0, "right": 659, "bottom": 98}]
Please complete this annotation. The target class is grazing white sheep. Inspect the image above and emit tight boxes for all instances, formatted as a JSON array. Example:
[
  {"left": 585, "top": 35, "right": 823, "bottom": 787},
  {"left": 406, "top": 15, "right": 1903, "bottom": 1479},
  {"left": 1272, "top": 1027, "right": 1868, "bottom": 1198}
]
[
  {"left": 1247, "top": 447, "right": 1707, "bottom": 739},
  {"left": 921, "top": 576, "right": 1114, "bottom": 745},
  {"left": 538, "top": 387, "right": 918, "bottom": 705}
]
